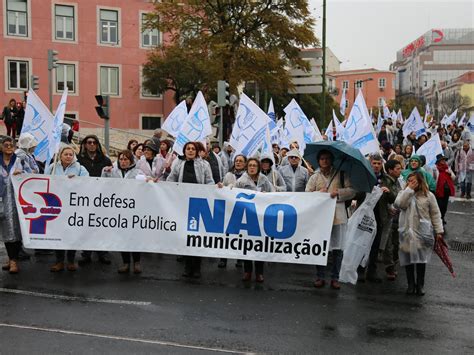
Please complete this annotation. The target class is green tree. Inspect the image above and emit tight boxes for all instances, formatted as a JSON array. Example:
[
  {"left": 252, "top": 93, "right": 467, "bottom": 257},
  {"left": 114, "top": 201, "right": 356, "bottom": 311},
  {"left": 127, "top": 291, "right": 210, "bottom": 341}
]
[{"left": 144, "top": 0, "right": 318, "bottom": 95}]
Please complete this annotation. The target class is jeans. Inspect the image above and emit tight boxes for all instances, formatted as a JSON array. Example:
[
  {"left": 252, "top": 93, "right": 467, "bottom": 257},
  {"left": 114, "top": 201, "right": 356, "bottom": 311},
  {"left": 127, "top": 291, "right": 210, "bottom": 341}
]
[
  {"left": 55, "top": 250, "right": 76, "bottom": 263},
  {"left": 460, "top": 172, "right": 472, "bottom": 196},
  {"left": 316, "top": 249, "right": 343, "bottom": 280},
  {"left": 4, "top": 241, "right": 21, "bottom": 260},
  {"left": 121, "top": 252, "right": 141, "bottom": 264},
  {"left": 244, "top": 261, "right": 264, "bottom": 275}
]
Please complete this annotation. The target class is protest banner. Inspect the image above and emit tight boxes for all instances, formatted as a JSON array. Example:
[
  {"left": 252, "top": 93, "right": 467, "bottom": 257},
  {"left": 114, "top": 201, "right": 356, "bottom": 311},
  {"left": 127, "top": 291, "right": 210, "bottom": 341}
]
[{"left": 12, "top": 175, "right": 336, "bottom": 265}]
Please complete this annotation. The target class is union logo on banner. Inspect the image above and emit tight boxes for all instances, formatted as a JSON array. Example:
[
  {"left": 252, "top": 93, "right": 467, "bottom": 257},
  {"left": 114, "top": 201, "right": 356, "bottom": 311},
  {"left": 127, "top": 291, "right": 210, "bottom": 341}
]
[{"left": 18, "top": 177, "right": 62, "bottom": 235}]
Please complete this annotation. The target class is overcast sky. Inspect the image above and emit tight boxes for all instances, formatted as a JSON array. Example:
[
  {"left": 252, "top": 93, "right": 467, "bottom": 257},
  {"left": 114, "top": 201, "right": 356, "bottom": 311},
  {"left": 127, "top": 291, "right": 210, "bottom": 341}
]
[{"left": 309, "top": 0, "right": 474, "bottom": 71}]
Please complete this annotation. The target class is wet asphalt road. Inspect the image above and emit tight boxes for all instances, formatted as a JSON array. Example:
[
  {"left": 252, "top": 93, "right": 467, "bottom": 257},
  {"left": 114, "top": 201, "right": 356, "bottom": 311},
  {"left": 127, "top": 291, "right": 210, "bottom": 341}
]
[{"left": 0, "top": 199, "right": 473, "bottom": 354}]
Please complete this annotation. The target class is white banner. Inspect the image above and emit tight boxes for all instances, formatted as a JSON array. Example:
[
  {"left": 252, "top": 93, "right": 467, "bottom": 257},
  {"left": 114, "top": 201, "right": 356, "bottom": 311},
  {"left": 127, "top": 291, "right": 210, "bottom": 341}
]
[
  {"left": 162, "top": 100, "right": 188, "bottom": 137},
  {"left": 12, "top": 175, "right": 336, "bottom": 265}
]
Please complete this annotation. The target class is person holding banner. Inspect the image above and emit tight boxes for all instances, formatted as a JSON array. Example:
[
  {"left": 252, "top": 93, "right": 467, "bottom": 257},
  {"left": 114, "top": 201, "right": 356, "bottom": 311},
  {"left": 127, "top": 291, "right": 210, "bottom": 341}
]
[
  {"left": 136, "top": 142, "right": 161, "bottom": 180},
  {"left": 305, "top": 150, "right": 356, "bottom": 290},
  {"left": 260, "top": 156, "right": 286, "bottom": 192},
  {"left": 102, "top": 150, "right": 145, "bottom": 274},
  {"left": 46, "top": 145, "right": 89, "bottom": 272},
  {"left": 278, "top": 149, "right": 309, "bottom": 192},
  {"left": 167, "top": 141, "right": 215, "bottom": 278},
  {"left": 0, "top": 137, "right": 23, "bottom": 274},
  {"left": 235, "top": 158, "right": 274, "bottom": 282},
  {"left": 218, "top": 154, "right": 248, "bottom": 269}
]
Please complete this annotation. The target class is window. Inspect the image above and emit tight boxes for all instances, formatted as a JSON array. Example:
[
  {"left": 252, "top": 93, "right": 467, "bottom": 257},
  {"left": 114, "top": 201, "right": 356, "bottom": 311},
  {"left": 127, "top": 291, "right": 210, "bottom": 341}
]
[
  {"left": 100, "top": 66, "right": 119, "bottom": 95},
  {"left": 355, "top": 80, "right": 363, "bottom": 89},
  {"left": 342, "top": 80, "right": 349, "bottom": 89},
  {"left": 141, "top": 70, "right": 159, "bottom": 97},
  {"left": 378, "top": 78, "right": 386, "bottom": 88},
  {"left": 378, "top": 97, "right": 385, "bottom": 107},
  {"left": 142, "top": 116, "right": 161, "bottom": 130},
  {"left": 6, "top": 0, "right": 28, "bottom": 37},
  {"left": 141, "top": 13, "right": 160, "bottom": 47},
  {"left": 8, "top": 59, "right": 29, "bottom": 90},
  {"left": 55, "top": 4, "right": 75, "bottom": 41},
  {"left": 56, "top": 63, "right": 75, "bottom": 93},
  {"left": 345, "top": 100, "right": 349, "bottom": 109},
  {"left": 100, "top": 9, "right": 118, "bottom": 45}
]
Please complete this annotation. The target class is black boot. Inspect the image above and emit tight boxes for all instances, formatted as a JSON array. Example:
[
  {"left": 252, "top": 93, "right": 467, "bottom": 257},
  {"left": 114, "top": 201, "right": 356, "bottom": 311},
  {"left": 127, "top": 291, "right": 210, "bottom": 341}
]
[
  {"left": 416, "top": 263, "right": 426, "bottom": 296},
  {"left": 405, "top": 265, "right": 416, "bottom": 295}
]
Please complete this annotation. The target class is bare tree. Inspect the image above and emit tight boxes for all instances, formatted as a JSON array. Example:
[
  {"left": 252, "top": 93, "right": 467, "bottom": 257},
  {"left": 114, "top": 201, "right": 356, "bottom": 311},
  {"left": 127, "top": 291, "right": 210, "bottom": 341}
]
[{"left": 439, "top": 92, "right": 471, "bottom": 117}]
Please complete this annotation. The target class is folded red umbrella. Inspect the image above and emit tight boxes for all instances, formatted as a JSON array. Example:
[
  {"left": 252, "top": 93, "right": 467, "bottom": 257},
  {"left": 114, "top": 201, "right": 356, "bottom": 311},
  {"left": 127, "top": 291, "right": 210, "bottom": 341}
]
[{"left": 434, "top": 238, "right": 456, "bottom": 278}]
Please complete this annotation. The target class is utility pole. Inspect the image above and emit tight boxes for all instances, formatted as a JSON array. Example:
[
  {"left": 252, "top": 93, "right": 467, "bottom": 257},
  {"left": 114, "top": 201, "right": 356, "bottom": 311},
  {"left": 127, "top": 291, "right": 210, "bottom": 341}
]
[
  {"left": 320, "top": 0, "right": 327, "bottom": 125},
  {"left": 47, "top": 49, "right": 59, "bottom": 111}
]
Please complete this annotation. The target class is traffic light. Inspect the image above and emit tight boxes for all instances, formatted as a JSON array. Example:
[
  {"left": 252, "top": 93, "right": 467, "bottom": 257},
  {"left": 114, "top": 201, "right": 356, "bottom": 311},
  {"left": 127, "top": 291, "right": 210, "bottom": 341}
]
[
  {"left": 95, "top": 95, "right": 110, "bottom": 119},
  {"left": 48, "top": 49, "right": 59, "bottom": 70},
  {"left": 30, "top": 75, "right": 39, "bottom": 91},
  {"left": 217, "top": 80, "right": 230, "bottom": 107}
]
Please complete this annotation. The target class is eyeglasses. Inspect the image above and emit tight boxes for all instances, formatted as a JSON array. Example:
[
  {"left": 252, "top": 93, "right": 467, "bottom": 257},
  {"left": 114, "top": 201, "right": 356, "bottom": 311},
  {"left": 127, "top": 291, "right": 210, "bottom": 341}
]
[{"left": 86, "top": 141, "right": 97, "bottom": 145}]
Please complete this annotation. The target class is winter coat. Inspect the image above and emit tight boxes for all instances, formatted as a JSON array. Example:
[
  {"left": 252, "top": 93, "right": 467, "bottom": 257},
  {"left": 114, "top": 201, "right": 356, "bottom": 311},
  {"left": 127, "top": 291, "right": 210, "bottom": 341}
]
[
  {"left": 235, "top": 172, "right": 274, "bottom": 193},
  {"left": 101, "top": 165, "right": 144, "bottom": 180},
  {"left": 166, "top": 158, "right": 215, "bottom": 185},
  {"left": 14, "top": 149, "right": 40, "bottom": 174},
  {"left": 222, "top": 170, "right": 245, "bottom": 188},
  {"left": 442, "top": 146, "right": 455, "bottom": 168},
  {"left": 46, "top": 160, "right": 89, "bottom": 177},
  {"left": 77, "top": 135, "right": 112, "bottom": 177},
  {"left": 395, "top": 187, "right": 443, "bottom": 266},
  {"left": 262, "top": 168, "right": 287, "bottom": 192},
  {"left": 0, "top": 153, "right": 23, "bottom": 243},
  {"left": 155, "top": 152, "right": 176, "bottom": 180},
  {"left": 455, "top": 148, "right": 474, "bottom": 180},
  {"left": 136, "top": 155, "right": 160, "bottom": 179},
  {"left": 1, "top": 106, "right": 18, "bottom": 125},
  {"left": 278, "top": 164, "right": 309, "bottom": 192},
  {"left": 204, "top": 151, "right": 226, "bottom": 183},
  {"left": 379, "top": 173, "right": 402, "bottom": 250},
  {"left": 305, "top": 167, "right": 356, "bottom": 225}
]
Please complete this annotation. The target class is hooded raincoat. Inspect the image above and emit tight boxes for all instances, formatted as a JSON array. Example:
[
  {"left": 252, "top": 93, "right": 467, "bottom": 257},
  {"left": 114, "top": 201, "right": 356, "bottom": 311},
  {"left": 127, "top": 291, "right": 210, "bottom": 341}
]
[
  {"left": 166, "top": 157, "right": 215, "bottom": 184},
  {"left": 235, "top": 172, "right": 274, "bottom": 192},
  {"left": 401, "top": 155, "right": 436, "bottom": 192},
  {"left": 278, "top": 164, "right": 309, "bottom": 192},
  {"left": 0, "top": 153, "right": 22, "bottom": 243}
]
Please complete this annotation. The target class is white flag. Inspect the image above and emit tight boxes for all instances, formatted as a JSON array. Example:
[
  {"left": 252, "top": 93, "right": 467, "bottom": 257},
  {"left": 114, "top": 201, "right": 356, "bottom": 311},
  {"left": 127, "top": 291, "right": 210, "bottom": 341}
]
[
  {"left": 340, "top": 89, "right": 347, "bottom": 116},
  {"left": 309, "top": 118, "right": 324, "bottom": 142},
  {"left": 162, "top": 100, "right": 188, "bottom": 137},
  {"left": 445, "top": 109, "right": 458, "bottom": 126},
  {"left": 376, "top": 111, "right": 383, "bottom": 134},
  {"left": 325, "top": 123, "right": 334, "bottom": 141},
  {"left": 342, "top": 91, "right": 379, "bottom": 155},
  {"left": 332, "top": 110, "right": 345, "bottom": 141},
  {"left": 457, "top": 112, "right": 466, "bottom": 126},
  {"left": 267, "top": 98, "right": 276, "bottom": 122},
  {"left": 261, "top": 124, "right": 274, "bottom": 163},
  {"left": 230, "top": 93, "right": 271, "bottom": 157},
  {"left": 381, "top": 99, "right": 391, "bottom": 119},
  {"left": 467, "top": 114, "right": 474, "bottom": 134},
  {"left": 416, "top": 133, "right": 443, "bottom": 167},
  {"left": 21, "top": 89, "right": 54, "bottom": 163},
  {"left": 47, "top": 89, "right": 68, "bottom": 166},
  {"left": 283, "top": 99, "right": 316, "bottom": 153},
  {"left": 397, "top": 109, "right": 404, "bottom": 124},
  {"left": 173, "top": 91, "right": 212, "bottom": 155},
  {"left": 402, "top": 107, "right": 426, "bottom": 138}
]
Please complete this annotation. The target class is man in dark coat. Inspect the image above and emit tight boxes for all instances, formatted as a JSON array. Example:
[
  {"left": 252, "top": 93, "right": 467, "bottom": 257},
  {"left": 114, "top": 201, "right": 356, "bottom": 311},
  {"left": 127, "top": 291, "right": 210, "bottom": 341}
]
[{"left": 77, "top": 135, "right": 113, "bottom": 265}]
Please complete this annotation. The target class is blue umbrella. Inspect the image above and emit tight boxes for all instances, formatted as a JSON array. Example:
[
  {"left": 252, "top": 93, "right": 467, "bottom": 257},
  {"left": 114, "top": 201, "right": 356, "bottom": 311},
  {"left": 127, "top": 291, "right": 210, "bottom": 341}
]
[{"left": 303, "top": 141, "right": 376, "bottom": 192}]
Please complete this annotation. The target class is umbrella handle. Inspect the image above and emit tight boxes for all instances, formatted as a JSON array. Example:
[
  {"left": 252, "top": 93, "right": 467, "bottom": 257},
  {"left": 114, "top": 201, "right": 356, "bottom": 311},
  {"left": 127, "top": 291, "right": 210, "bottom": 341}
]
[{"left": 326, "top": 156, "right": 346, "bottom": 190}]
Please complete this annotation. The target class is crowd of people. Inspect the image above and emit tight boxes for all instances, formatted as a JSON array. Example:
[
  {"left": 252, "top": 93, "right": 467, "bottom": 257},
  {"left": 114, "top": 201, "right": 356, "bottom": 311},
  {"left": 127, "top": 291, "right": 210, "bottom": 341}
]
[{"left": 0, "top": 113, "right": 472, "bottom": 297}]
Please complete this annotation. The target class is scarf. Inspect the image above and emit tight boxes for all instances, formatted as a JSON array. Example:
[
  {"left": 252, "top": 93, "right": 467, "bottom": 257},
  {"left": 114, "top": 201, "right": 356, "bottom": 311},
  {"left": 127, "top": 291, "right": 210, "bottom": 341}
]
[{"left": 435, "top": 162, "right": 455, "bottom": 198}]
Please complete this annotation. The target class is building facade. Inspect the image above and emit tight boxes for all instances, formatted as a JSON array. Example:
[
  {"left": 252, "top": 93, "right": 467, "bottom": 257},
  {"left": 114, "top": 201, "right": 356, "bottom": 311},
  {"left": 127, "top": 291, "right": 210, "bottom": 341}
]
[
  {"left": 328, "top": 68, "right": 396, "bottom": 114},
  {"left": 390, "top": 28, "right": 474, "bottom": 98},
  {"left": 424, "top": 71, "right": 474, "bottom": 117},
  {"left": 0, "top": 0, "right": 174, "bottom": 132}
]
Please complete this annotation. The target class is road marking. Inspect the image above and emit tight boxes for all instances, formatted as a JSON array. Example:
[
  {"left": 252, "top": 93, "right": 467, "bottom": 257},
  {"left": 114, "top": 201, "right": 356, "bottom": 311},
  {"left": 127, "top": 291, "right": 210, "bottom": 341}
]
[
  {"left": 0, "top": 323, "right": 254, "bottom": 354},
  {"left": 0, "top": 288, "right": 151, "bottom": 306},
  {"left": 447, "top": 211, "right": 474, "bottom": 216},
  {"left": 450, "top": 197, "right": 473, "bottom": 202}
]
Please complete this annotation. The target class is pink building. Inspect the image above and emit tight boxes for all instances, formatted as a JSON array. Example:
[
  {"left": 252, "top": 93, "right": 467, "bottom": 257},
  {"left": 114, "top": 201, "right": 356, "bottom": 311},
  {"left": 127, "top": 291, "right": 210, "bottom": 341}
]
[
  {"left": 328, "top": 68, "right": 396, "bottom": 115},
  {"left": 0, "top": 0, "right": 175, "bottom": 131}
]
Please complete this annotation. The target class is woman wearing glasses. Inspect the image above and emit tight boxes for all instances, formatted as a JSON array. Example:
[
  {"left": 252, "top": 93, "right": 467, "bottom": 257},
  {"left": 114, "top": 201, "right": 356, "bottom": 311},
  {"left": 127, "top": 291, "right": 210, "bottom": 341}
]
[
  {"left": 0, "top": 137, "right": 23, "bottom": 274},
  {"left": 235, "top": 158, "right": 274, "bottom": 282}
]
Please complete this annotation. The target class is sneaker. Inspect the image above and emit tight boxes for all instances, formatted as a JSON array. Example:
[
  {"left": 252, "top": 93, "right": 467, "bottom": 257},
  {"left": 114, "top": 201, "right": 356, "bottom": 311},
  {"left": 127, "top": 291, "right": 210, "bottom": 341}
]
[
  {"left": 313, "top": 279, "right": 326, "bottom": 288},
  {"left": 9, "top": 260, "right": 19, "bottom": 274},
  {"left": 118, "top": 264, "right": 130, "bottom": 274},
  {"left": 133, "top": 262, "right": 142, "bottom": 274},
  {"left": 467, "top": 194, "right": 472, "bottom": 200},
  {"left": 78, "top": 257, "right": 92, "bottom": 266},
  {"left": 50, "top": 262, "right": 65, "bottom": 272},
  {"left": 330, "top": 280, "right": 341, "bottom": 290}
]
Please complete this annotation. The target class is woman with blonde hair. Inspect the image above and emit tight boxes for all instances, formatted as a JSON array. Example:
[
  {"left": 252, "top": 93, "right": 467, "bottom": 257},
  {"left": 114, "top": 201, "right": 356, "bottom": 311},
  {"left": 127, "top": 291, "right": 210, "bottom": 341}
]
[{"left": 394, "top": 171, "right": 443, "bottom": 296}]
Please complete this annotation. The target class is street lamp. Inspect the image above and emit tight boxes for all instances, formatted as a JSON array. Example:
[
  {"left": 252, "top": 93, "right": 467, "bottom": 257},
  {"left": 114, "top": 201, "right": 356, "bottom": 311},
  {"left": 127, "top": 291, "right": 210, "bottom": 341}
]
[{"left": 353, "top": 77, "right": 373, "bottom": 102}]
